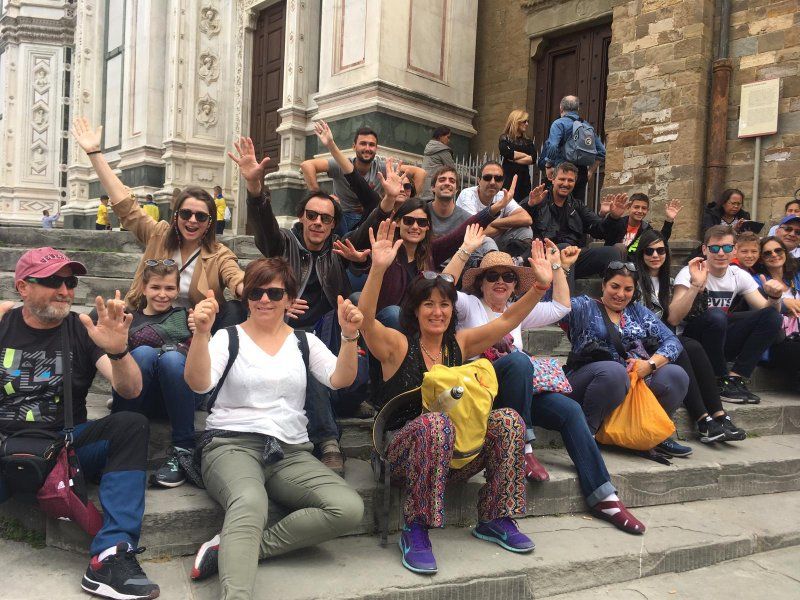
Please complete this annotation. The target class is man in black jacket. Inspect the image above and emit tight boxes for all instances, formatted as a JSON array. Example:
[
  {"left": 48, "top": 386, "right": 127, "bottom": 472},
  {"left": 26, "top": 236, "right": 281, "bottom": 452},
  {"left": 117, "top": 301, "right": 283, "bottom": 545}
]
[
  {"left": 526, "top": 162, "right": 626, "bottom": 282},
  {"left": 603, "top": 193, "right": 681, "bottom": 254}
]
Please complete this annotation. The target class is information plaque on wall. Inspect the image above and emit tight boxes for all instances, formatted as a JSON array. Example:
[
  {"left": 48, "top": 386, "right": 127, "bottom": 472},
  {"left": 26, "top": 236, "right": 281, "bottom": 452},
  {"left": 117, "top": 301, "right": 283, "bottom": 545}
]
[{"left": 738, "top": 79, "right": 780, "bottom": 138}]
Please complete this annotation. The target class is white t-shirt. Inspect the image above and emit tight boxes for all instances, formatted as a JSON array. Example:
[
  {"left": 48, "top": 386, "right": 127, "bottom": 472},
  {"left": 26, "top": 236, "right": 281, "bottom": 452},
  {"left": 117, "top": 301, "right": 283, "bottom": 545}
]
[
  {"left": 456, "top": 186, "right": 521, "bottom": 219},
  {"left": 674, "top": 264, "right": 758, "bottom": 313},
  {"left": 203, "top": 327, "right": 337, "bottom": 444},
  {"left": 171, "top": 249, "right": 200, "bottom": 309},
  {"left": 455, "top": 291, "right": 570, "bottom": 358}
]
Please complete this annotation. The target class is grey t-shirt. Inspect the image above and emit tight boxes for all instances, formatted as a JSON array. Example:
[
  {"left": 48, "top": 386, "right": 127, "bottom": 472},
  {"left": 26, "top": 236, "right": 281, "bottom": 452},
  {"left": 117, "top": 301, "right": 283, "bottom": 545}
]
[
  {"left": 326, "top": 157, "right": 386, "bottom": 213},
  {"left": 429, "top": 203, "right": 472, "bottom": 238}
]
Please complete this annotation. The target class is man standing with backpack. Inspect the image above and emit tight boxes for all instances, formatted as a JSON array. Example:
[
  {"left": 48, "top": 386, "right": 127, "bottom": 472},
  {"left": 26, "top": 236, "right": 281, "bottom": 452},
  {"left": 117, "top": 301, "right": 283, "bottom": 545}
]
[{"left": 544, "top": 95, "right": 606, "bottom": 203}]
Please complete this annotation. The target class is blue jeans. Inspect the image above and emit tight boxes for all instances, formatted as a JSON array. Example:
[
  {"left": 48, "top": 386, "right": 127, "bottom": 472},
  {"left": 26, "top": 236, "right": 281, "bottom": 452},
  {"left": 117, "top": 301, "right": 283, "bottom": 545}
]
[
  {"left": 493, "top": 352, "right": 536, "bottom": 442},
  {"left": 112, "top": 346, "right": 202, "bottom": 449},
  {"left": 336, "top": 210, "right": 363, "bottom": 237}
]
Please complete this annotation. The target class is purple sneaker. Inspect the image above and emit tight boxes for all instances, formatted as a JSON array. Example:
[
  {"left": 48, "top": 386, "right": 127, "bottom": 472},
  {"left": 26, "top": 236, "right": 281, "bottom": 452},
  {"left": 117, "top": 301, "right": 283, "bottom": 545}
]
[
  {"left": 398, "top": 522, "right": 437, "bottom": 574},
  {"left": 472, "top": 517, "right": 535, "bottom": 553}
]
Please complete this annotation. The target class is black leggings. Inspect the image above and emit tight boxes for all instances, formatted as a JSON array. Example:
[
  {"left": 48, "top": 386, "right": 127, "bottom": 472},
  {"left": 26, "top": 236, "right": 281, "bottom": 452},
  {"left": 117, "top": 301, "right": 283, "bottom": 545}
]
[{"left": 675, "top": 336, "right": 724, "bottom": 421}]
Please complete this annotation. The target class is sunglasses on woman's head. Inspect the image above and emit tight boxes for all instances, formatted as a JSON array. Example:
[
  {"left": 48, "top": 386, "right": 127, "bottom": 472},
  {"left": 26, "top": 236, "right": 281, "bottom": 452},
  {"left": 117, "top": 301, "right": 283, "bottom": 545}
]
[
  {"left": 304, "top": 209, "right": 335, "bottom": 225},
  {"left": 707, "top": 244, "right": 734, "bottom": 254},
  {"left": 177, "top": 208, "right": 211, "bottom": 223},
  {"left": 144, "top": 259, "right": 177, "bottom": 267},
  {"left": 247, "top": 287, "right": 287, "bottom": 302},
  {"left": 419, "top": 271, "right": 455, "bottom": 284},
  {"left": 481, "top": 174, "right": 504, "bottom": 183},
  {"left": 401, "top": 216, "right": 430, "bottom": 228},
  {"left": 25, "top": 275, "right": 79, "bottom": 289},
  {"left": 608, "top": 261, "right": 637, "bottom": 272},
  {"left": 762, "top": 247, "right": 785, "bottom": 258},
  {"left": 643, "top": 247, "right": 667, "bottom": 256},
  {"left": 484, "top": 271, "right": 518, "bottom": 284}
]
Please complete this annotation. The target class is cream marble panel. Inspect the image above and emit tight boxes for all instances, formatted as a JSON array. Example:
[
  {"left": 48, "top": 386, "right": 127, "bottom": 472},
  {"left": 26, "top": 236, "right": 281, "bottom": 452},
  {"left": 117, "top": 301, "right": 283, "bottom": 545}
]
[
  {"left": 408, "top": 0, "right": 447, "bottom": 81},
  {"left": 337, "top": 0, "right": 367, "bottom": 71}
]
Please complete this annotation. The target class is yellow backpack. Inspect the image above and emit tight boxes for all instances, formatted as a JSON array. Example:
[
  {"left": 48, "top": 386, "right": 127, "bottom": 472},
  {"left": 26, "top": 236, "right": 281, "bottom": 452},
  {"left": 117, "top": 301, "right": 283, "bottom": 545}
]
[{"left": 421, "top": 359, "right": 498, "bottom": 469}]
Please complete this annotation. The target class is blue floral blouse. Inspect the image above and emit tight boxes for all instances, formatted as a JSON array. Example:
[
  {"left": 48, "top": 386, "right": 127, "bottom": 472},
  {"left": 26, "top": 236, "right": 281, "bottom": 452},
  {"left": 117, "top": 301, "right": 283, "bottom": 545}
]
[{"left": 564, "top": 295, "right": 683, "bottom": 363}]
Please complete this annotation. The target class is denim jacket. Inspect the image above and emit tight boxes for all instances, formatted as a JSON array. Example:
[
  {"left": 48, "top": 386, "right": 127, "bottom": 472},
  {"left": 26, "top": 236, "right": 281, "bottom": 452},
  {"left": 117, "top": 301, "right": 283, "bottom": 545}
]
[{"left": 545, "top": 112, "right": 607, "bottom": 166}]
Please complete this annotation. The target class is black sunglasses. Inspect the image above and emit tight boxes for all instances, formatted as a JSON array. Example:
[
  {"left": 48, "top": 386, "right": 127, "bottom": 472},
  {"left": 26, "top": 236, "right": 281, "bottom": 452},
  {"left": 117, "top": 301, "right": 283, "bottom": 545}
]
[
  {"left": 25, "top": 275, "right": 79, "bottom": 289},
  {"left": 402, "top": 183, "right": 414, "bottom": 191},
  {"left": 177, "top": 208, "right": 211, "bottom": 223},
  {"left": 420, "top": 271, "right": 455, "bottom": 284},
  {"left": 247, "top": 287, "right": 287, "bottom": 302},
  {"left": 707, "top": 244, "right": 734, "bottom": 254},
  {"left": 761, "top": 247, "right": 785, "bottom": 258},
  {"left": 484, "top": 271, "right": 518, "bottom": 284},
  {"left": 608, "top": 261, "right": 637, "bottom": 272},
  {"left": 144, "top": 259, "right": 177, "bottom": 267},
  {"left": 401, "top": 216, "right": 430, "bottom": 228},
  {"left": 304, "top": 209, "right": 335, "bottom": 225},
  {"left": 481, "top": 174, "right": 504, "bottom": 183},
  {"left": 643, "top": 247, "right": 667, "bottom": 256}
]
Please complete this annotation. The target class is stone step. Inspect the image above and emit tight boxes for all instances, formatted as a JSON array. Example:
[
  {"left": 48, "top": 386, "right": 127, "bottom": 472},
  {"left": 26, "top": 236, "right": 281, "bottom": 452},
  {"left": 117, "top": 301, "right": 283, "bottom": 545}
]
[
  {"left": 6, "top": 492, "right": 799, "bottom": 599},
  {"left": 0, "top": 272, "right": 132, "bottom": 306},
  {"left": 25, "top": 433, "right": 800, "bottom": 559}
]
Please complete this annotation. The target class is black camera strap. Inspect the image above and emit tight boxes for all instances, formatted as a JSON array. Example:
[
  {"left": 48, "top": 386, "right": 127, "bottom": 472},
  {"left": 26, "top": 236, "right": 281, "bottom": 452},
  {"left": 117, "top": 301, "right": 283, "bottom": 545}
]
[
  {"left": 60, "top": 322, "right": 74, "bottom": 442},
  {"left": 596, "top": 300, "right": 627, "bottom": 360}
]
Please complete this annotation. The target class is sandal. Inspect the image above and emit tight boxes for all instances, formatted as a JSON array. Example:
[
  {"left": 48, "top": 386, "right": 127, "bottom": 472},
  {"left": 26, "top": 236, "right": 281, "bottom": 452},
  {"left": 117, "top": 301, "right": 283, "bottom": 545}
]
[{"left": 590, "top": 500, "right": 646, "bottom": 535}]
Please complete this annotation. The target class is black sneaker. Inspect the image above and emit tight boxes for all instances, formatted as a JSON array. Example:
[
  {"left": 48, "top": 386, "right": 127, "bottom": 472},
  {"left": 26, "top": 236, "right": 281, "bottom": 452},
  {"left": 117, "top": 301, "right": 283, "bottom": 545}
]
[
  {"left": 697, "top": 416, "right": 725, "bottom": 443},
  {"left": 82, "top": 543, "right": 160, "bottom": 599},
  {"left": 729, "top": 376, "right": 760, "bottom": 404},
  {"left": 191, "top": 533, "right": 220, "bottom": 581},
  {"left": 718, "top": 376, "right": 750, "bottom": 404},
  {"left": 716, "top": 414, "right": 747, "bottom": 441},
  {"left": 655, "top": 438, "right": 693, "bottom": 457},
  {"left": 150, "top": 447, "right": 187, "bottom": 488}
]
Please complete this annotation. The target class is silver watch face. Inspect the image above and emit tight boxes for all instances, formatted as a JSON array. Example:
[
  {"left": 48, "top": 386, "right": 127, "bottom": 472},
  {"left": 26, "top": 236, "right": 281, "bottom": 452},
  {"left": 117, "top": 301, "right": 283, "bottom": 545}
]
[{"left": 551, "top": 263, "right": 561, "bottom": 270}]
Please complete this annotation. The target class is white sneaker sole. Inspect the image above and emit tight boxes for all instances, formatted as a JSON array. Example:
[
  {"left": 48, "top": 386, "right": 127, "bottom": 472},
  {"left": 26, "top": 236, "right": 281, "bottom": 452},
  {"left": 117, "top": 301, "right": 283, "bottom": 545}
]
[{"left": 81, "top": 576, "right": 159, "bottom": 600}]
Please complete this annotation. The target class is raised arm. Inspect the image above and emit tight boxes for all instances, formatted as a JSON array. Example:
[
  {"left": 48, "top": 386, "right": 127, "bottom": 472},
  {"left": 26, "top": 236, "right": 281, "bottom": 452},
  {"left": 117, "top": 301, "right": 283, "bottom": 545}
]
[
  {"left": 300, "top": 158, "right": 330, "bottom": 191},
  {"left": 667, "top": 258, "right": 707, "bottom": 326},
  {"left": 329, "top": 296, "right": 363, "bottom": 389},
  {"left": 184, "top": 291, "right": 218, "bottom": 393},
  {"left": 457, "top": 240, "right": 553, "bottom": 358},
  {"left": 315, "top": 120, "right": 352, "bottom": 176},
  {"left": 442, "top": 223, "right": 486, "bottom": 282}
]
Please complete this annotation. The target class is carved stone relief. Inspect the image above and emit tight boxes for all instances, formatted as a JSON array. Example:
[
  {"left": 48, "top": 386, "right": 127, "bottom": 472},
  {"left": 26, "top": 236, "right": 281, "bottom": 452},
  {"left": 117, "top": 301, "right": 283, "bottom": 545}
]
[
  {"left": 199, "top": 6, "right": 221, "bottom": 37},
  {"left": 29, "top": 56, "right": 51, "bottom": 177},
  {"left": 195, "top": 94, "right": 218, "bottom": 129},
  {"left": 198, "top": 51, "right": 220, "bottom": 83}
]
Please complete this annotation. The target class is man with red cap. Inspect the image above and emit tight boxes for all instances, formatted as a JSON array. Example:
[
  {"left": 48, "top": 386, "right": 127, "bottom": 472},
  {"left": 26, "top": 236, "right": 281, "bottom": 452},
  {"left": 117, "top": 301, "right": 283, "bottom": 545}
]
[{"left": 0, "top": 247, "right": 160, "bottom": 600}]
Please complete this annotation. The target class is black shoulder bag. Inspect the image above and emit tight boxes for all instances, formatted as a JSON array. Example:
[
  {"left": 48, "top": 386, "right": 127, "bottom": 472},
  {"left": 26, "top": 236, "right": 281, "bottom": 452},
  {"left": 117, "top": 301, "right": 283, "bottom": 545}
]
[{"left": 0, "top": 324, "right": 74, "bottom": 499}]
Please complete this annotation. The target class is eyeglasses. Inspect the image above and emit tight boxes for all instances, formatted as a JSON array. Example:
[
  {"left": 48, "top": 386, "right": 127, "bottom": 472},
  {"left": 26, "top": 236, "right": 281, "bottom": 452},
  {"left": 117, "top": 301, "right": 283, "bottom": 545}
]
[
  {"left": 484, "top": 271, "right": 518, "bottom": 284},
  {"left": 420, "top": 271, "right": 455, "bottom": 284},
  {"left": 401, "top": 216, "right": 430, "bottom": 228},
  {"left": 643, "top": 247, "right": 667, "bottom": 256},
  {"left": 780, "top": 225, "right": 800, "bottom": 235},
  {"left": 177, "top": 209, "right": 211, "bottom": 223},
  {"left": 761, "top": 247, "right": 785, "bottom": 258},
  {"left": 522, "top": 119, "right": 529, "bottom": 124},
  {"left": 481, "top": 174, "right": 504, "bottom": 183},
  {"left": 247, "top": 287, "right": 286, "bottom": 302},
  {"left": 144, "top": 259, "right": 177, "bottom": 267},
  {"left": 25, "top": 275, "right": 79, "bottom": 289},
  {"left": 707, "top": 244, "right": 735, "bottom": 254},
  {"left": 304, "top": 209, "right": 335, "bottom": 225},
  {"left": 608, "top": 261, "right": 637, "bottom": 272}
]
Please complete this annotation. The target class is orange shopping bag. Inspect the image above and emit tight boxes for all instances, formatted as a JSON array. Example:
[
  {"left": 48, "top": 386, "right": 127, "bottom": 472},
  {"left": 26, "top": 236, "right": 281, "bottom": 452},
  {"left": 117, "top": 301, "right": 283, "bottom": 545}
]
[{"left": 595, "top": 371, "right": 675, "bottom": 450}]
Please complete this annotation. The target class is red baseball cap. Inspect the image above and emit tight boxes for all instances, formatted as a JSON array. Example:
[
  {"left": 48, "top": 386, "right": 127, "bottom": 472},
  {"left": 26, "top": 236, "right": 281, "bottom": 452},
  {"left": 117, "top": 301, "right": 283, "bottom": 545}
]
[{"left": 14, "top": 247, "right": 87, "bottom": 283}]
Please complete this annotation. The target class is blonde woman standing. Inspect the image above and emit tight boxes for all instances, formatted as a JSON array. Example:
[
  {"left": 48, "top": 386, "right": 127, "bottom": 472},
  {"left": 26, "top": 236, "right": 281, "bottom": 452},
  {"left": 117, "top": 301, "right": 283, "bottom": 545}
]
[{"left": 499, "top": 109, "right": 536, "bottom": 203}]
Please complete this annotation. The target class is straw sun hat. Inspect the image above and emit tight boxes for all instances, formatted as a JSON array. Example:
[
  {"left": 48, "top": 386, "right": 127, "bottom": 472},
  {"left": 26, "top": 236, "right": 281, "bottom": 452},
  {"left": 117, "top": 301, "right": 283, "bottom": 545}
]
[{"left": 461, "top": 252, "right": 535, "bottom": 295}]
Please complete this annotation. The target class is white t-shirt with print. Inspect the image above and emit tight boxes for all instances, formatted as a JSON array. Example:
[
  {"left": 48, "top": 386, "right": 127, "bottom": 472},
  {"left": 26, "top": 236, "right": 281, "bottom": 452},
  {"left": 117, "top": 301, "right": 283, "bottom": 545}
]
[
  {"left": 674, "top": 264, "right": 758, "bottom": 313},
  {"left": 456, "top": 186, "right": 521, "bottom": 219}
]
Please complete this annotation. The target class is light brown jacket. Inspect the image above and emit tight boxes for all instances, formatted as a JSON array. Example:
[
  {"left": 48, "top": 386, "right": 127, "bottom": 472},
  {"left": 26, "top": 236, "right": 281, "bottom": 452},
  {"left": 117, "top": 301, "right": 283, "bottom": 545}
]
[{"left": 111, "top": 194, "right": 244, "bottom": 310}]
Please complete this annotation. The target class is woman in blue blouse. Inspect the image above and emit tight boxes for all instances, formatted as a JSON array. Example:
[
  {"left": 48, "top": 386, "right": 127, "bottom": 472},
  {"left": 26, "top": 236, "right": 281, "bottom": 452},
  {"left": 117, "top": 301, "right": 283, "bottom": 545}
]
[{"left": 563, "top": 261, "right": 691, "bottom": 457}]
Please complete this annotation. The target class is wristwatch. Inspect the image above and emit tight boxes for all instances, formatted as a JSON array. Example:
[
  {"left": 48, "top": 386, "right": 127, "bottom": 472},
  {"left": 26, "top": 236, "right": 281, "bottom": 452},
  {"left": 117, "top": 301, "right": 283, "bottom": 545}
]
[
  {"left": 647, "top": 359, "right": 657, "bottom": 373},
  {"left": 551, "top": 263, "right": 562, "bottom": 271}
]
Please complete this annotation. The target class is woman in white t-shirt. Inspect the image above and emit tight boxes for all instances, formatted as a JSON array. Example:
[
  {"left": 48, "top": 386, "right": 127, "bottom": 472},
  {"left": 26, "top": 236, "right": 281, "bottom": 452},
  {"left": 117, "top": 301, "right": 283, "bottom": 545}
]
[{"left": 184, "top": 257, "right": 364, "bottom": 597}]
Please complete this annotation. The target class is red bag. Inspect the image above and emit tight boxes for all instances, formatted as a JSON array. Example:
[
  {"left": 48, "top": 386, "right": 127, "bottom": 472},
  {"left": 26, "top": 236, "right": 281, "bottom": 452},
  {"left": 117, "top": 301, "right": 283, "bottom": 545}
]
[{"left": 37, "top": 445, "right": 102, "bottom": 536}]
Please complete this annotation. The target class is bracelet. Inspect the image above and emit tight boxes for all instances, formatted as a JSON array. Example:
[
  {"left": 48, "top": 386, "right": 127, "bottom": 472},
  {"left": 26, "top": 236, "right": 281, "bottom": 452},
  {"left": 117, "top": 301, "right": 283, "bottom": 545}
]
[
  {"left": 534, "top": 282, "right": 551, "bottom": 292},
  {"left": 341, "top": 331, "right": 360, "bottom": 343},
  {"left": 456, "top": 247, "right": 471, "bottom": 260},
  {"left": 767, "top": 294, "right": 783, "bottom": 300},
  {"left": 107, "top": 347, "right": 129, "bottom": 361},
  {"left": 86, "top": 150, "right": 102, "bottom": 156}
]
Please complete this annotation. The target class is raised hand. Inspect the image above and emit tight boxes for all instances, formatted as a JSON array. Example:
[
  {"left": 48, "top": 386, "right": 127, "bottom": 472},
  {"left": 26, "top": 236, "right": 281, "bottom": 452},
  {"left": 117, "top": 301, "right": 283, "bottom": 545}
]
[
  {"left": 187, "top": 309, "right": 197, "bottom": 334},
  {"left": 313, "top": 120, "right": 335, "bottom": 148},
  {"left": 333, "top": 238, "right": 371, "bottom": 263},
  {"left": 368, "top": 219, "right": 403, "bottom": 271},
  {"left": 337, "top": 295, "right": 364, "bottom": 337},
  {"left": 70, "top": 116, "right": 102, "bottom": 154},
  {"left": 527, "top": 239, "right": 554, "bottom": 288},
  {"left": 560, "top": 245, "right": 581, "bottom": 270},
  {"left": 688, "top": 257, "right": 708, "bottom": 289},
  {"left": 286, "top": 298, "right": 309, "bottom": 321},
  {"left": 598, "top": 195, "right": 613, "bottom": 216},
  {"left": 378, "top": 157, "right": 404, "bottom": 201},
  {"left": 608, "top": 193, "right": 629, "bottom": 219},
  {"left": 461, "top": 223, "right": 486, "bottom": 253},
  {"left": 664, "top": 199, "right": 683, "bottom": 222},
  {"left": 528, "top": 183, "right": 548, "bottom": 208},
  {"left": 760, "top": 275, "right": 788, "bottom": 299},
  {"left": 543, "top": 238, "right": 561, "bottom": 266},
  {"left": 191, "top": 290, "right": 219, "bottom": 335},
  {"left": 227, "top": 136, "right": 270, "bottom": 185},
  {"left": 0, "top": 300, "right": 14, "bottom": 323},
  {"left": 79, "top": 290, "right": 132, "bottom": 355}
]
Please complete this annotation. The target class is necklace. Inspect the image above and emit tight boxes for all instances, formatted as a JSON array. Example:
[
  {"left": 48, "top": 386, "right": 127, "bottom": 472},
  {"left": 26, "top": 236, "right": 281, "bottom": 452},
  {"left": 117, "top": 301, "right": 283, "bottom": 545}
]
[{"left": 419, "top": 341, "right": 442, "bottom": 365}]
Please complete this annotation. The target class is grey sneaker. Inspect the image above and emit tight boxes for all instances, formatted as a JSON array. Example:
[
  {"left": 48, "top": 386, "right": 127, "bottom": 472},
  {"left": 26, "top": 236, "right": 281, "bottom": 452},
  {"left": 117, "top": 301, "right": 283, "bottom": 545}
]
[{"left": 150, "top": 447, "right": 188, "bottom": 488}]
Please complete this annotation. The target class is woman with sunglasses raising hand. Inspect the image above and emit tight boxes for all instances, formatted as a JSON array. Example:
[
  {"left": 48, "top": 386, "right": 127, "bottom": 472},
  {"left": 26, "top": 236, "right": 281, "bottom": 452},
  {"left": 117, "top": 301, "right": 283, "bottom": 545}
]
[
  {"left": 71, "top": 118, "right": 245, "bottom": 329},
  {"left": 184, "top": 257, "right": 365, "bottom": 596}
]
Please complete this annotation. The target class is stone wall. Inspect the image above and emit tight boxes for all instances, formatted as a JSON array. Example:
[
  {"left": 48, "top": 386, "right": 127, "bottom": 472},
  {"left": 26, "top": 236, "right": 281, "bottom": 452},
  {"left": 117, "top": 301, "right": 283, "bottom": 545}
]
[
  {"left": 724, "top": 0, "right": 800, "bottom": 224},
  {"left": 470, "top": 0, "right": 530, "bottom": 157}
]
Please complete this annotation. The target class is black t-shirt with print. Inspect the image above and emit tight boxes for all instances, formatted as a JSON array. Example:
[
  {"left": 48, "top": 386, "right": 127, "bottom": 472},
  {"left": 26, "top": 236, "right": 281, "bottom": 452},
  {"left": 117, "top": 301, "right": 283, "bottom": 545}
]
[{"left": 0, "top": 308, "right": 104, "bottom": 433}]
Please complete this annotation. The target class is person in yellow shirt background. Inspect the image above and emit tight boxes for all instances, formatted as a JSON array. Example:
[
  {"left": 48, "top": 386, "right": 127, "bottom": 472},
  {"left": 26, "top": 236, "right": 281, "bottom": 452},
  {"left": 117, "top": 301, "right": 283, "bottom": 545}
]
[
  {"left": 213, "top": 185, "right": 227, "bottom": 234},
  {"left": 142, "top": 194, "right": 160, "bottom": 221},
  {"left": 95, "top": 194, "right": 111, "bottom": 230}
]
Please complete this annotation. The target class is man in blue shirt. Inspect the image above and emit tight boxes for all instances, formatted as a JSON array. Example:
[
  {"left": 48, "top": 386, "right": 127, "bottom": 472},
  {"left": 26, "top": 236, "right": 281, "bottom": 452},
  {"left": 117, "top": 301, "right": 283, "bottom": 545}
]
[{"left": 545, "top": 95, "right": 606, "bottom": 203}]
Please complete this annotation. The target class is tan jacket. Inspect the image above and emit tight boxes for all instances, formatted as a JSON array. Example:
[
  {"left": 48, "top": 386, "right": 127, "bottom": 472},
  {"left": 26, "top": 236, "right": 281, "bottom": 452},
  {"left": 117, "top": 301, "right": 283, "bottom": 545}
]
[{"left": 112, "top": 194, "right": 244, "bottom": 310}]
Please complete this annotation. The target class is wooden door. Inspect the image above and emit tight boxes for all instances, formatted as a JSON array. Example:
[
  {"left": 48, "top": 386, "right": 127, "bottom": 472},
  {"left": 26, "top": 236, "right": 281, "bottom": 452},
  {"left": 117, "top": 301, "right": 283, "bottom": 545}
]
[
  {"left": 250, "top": 2, "right": 286, "bottom": 174},
  {"left": 532, "top": 22, "right": 611, "bottom": 210}
]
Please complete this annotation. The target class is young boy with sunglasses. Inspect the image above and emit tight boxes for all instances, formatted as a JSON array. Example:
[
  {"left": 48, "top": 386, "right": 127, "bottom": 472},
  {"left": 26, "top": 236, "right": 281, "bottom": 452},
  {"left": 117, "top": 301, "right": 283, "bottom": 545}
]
[{"left": 669, "top": 225, "right": 784, "bottom": 403}]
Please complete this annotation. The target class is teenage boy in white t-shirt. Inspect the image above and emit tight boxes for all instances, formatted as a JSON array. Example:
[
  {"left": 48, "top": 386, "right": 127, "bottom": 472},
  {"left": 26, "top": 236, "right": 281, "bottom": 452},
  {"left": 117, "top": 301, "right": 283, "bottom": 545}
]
[{"left": 669, "top": 225, "right": 784, "bottom": 403}]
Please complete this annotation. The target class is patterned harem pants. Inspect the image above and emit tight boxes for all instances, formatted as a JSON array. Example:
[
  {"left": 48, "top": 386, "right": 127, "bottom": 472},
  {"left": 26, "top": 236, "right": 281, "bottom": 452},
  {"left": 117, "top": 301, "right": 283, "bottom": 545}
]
[{"left": 386, "top": 408, "right": 526, "bottom": 528}]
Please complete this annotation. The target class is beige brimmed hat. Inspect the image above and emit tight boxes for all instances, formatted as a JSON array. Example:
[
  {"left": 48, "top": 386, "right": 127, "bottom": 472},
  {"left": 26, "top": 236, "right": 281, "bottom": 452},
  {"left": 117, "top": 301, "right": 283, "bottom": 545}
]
[{"left": 462, "top": 252, "right": 535, "bottom": 295}]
